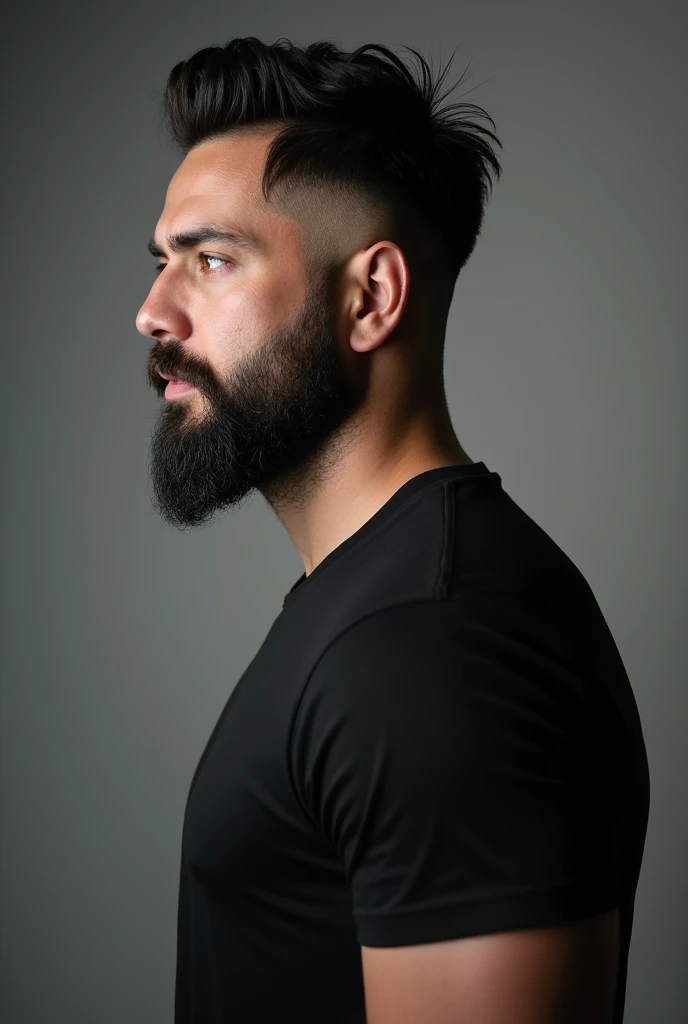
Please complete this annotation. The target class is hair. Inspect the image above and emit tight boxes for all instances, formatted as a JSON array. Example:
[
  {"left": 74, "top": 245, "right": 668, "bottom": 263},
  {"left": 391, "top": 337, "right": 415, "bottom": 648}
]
[{"left": 159, "top": 37, "right": 502, "bottom": 311}]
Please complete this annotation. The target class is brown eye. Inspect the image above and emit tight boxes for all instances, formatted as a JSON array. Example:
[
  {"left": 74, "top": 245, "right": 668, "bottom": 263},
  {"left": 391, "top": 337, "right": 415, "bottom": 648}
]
[{"left": 198, "top": 254, "right": 231, "bottom": 273}]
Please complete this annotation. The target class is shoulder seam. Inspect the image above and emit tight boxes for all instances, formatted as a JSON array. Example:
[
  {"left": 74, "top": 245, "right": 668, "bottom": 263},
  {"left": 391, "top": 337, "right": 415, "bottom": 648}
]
[
  {"left": 435, "top": 481, "right": 455, "bottom": 600},
  {"left": 287, "top": 597, "right": 452, "bottom": 822},
  {"left": 285, "top": 476, "right": 457, "bottom": 602}
]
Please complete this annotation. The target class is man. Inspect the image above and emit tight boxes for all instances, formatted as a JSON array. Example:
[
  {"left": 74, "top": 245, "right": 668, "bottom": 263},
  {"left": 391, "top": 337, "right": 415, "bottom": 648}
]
[{"left": 135, "top": 37, "right": 650, "bottom": 1024}]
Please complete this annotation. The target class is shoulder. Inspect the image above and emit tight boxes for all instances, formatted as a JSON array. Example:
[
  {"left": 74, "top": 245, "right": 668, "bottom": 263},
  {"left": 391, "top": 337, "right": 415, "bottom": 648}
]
[
  {"left": 291, "top": 597, "right": 589, "bottom": 833},
  {"left": 300, "top": 597, "right": 584, "bottom": 730},
  {"left": 289, "top": 597, "right": 620, "bottom": 955}
]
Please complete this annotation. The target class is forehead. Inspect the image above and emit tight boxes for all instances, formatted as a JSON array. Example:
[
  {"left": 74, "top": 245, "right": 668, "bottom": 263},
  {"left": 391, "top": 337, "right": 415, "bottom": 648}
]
[{"left": 157, "top": 132, "right": 297, "bottom": 248}]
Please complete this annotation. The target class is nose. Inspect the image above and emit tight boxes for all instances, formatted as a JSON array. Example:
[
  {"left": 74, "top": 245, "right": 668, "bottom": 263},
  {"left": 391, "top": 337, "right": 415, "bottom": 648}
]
[
  {"left": 135, "top": 277, "right": 158, "bottom": 337},
  {"left": 135, "top": 301, "right": 155, "bottom": 339},
  {"left": 135, "top": 282, "right": 189, "bottom": 343}
]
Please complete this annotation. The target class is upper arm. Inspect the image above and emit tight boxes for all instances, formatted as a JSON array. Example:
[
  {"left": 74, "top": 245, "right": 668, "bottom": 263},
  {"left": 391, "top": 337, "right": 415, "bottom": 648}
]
[{"left": 361, "top": 906, "right": 620, "bottom": 1024}]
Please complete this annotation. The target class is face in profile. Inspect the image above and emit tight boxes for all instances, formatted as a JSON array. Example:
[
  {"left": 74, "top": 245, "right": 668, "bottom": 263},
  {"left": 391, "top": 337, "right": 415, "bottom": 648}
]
[{"left": 135, "top": 134, "right": 367, "bottom": 530}]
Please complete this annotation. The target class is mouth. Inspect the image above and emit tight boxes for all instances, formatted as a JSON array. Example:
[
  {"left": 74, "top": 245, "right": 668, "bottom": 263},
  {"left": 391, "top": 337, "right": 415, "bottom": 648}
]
[
  {"left": 153, "top": 366, "right": 203, "bottom": 402},
  {"left": 158, "top": 372, "right": 197, "bottom": 400}
]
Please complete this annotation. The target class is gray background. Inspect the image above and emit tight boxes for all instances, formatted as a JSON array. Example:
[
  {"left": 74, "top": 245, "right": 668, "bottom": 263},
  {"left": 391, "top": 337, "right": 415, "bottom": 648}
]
[{"left": 1, "top": 1, "right": 685, "bottom": 1021}]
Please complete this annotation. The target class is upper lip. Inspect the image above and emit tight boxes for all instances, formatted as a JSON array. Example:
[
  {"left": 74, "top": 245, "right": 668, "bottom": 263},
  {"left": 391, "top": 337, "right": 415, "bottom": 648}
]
[{"left": 158, "top": 371, "right": 187, "bottom": 382}]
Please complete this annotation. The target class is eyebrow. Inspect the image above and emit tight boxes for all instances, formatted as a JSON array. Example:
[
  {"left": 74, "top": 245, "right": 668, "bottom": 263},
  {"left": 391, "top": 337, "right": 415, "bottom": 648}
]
[{"left": 147, "top": 224, "right": 260, "bottom": 258}]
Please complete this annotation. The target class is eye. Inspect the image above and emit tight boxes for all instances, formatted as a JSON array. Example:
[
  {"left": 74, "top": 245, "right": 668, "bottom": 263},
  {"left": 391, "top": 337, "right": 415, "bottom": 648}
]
[
  {"left": 198, "top": 254, "right": 230, "bottom": 273},
  {"left": 153, "top": 254, "right": 232, "bottom": 275}
]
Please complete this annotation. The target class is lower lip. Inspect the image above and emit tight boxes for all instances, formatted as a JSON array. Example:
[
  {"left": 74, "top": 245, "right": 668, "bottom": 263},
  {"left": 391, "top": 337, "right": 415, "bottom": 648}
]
[{"left": 164, "top": 380, "right": 197, "bottom": 399}]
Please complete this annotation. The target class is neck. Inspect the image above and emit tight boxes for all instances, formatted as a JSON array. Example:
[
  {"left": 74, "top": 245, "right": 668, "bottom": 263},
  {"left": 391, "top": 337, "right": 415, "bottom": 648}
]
[{"left": 262, "top": 401, "right": 472, "bottom": 577}]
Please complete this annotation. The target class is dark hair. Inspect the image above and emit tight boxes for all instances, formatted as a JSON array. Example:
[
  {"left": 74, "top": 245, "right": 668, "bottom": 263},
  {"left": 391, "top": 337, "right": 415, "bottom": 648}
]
[{"left": 159, "top": 37, "right": 502, "bottom": 297}]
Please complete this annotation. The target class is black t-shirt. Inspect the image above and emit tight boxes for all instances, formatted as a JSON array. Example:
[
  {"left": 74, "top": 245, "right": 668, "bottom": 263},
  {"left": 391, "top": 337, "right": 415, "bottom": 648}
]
[{"left": 175, "top": 461, "right": 650, "bottom": 1023}]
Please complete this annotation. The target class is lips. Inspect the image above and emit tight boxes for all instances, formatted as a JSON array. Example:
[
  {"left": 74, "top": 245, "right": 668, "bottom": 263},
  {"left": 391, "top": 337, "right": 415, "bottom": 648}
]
[{"left": 159, "top": 371, "right": 190, "bottom": 384}]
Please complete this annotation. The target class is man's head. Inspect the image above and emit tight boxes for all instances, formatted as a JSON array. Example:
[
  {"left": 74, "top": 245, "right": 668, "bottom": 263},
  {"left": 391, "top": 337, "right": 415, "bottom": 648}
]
[{"left": 135, "top": 38, "right": 501, "bottom": 530}]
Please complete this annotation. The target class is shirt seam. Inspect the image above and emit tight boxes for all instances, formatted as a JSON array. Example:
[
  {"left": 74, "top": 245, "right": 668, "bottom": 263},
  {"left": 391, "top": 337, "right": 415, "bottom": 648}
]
[
  {"left": 286, "top": 594, "right": 466, "bottom": 829},
  {"left": 435, "top": 480, "right": 455, "bottom": 600},
  {"left": 286, "top": 473, "right": 487, "bottom": 604}
]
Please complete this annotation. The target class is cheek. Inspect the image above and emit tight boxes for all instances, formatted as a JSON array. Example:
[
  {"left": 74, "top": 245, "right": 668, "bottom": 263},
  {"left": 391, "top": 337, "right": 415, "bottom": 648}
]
[
  {"left": 243, "top": 271, "right": 309, "bottom": 335},
  {"left": 264, "top": 257, "right": 309, "bottom": 323},
  {"left": 202, "top": 262, "right": 309, "bottom": 359},
  {"left": 204, "top": 294, "right": 270, "bottom": 371}
]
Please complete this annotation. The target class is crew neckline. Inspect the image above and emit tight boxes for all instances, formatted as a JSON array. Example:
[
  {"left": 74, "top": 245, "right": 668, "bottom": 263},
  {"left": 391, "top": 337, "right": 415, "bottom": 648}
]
[{"left": 283, "top": 461, "right": 495, "bottom": 606}]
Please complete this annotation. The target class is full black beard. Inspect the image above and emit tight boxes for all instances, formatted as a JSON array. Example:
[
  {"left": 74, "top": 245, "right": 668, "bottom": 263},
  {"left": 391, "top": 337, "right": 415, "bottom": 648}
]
[{"left": 146, "top": 270, "right": 368, "bottom": 530}]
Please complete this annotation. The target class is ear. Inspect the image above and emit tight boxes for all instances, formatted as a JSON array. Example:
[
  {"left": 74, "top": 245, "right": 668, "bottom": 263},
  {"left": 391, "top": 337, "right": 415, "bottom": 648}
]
[{"left": 348, "top": 241, "right": 410, "bottom": 354}]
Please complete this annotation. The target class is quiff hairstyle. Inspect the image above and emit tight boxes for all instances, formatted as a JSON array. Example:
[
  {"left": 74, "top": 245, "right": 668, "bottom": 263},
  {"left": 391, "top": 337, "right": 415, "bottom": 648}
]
[{"left": 159, "top": 37, "right": 502, "bottom": 311}]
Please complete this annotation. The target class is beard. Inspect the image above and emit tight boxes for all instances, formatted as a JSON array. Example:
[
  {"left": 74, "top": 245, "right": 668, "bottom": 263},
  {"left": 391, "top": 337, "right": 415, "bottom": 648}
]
[{"left": 145, "top": 267, "right": 367, "bottom": 530}]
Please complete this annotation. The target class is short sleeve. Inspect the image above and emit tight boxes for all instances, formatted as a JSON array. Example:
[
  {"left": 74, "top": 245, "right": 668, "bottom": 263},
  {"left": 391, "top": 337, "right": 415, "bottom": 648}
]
[{"left": 289, "top": 600, "right": 620, "bottom": 947}]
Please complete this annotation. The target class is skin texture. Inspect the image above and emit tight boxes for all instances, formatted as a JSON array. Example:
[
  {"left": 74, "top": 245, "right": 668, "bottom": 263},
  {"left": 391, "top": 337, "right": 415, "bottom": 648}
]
[
  {"left": 135, "top": 129, "right": 472, "bottom": 571},
  {"left": 360, "top": 907, "right": 621, "bottom": 1023},
  {"left": 135, "top": 129, "right": 621, "bottom": 1019}
]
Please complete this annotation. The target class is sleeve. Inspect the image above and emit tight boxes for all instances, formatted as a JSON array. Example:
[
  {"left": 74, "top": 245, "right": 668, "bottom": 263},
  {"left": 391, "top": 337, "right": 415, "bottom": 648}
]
[{"left": 289, "top": 600, "right": 621, "bottom": 947}]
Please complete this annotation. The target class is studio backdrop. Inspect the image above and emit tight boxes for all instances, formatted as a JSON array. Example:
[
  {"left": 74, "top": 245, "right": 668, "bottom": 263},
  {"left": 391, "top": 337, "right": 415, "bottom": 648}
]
[{"left": 1, "top": 2, "right": 685, "bottom": 1022}]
